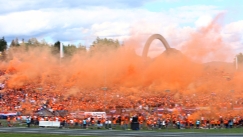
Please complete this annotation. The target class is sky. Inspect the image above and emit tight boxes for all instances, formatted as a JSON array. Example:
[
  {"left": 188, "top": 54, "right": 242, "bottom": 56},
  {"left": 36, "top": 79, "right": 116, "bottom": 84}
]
[{"left": 0, "top": 0, "right": 242, "bottom": 55}]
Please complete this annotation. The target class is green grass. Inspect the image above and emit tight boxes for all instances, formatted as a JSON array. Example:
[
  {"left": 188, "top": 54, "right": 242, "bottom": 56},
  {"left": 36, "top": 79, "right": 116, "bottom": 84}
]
[
  {"left": 0, "top": 133, "right": 96, "bottom": 137},
  {"left": 152, "top": 128, "right": 243, "bottom": 133}
]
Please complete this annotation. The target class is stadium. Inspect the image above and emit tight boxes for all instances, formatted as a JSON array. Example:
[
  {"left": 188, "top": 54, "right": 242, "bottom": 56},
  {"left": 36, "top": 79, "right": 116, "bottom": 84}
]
[{"left": 0, "top": 0, "right": 243, "bottom": 137}]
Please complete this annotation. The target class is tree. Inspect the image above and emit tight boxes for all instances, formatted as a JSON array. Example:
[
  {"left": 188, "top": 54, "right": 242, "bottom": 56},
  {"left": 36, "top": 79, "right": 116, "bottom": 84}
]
[
  {"left": 52, "top": 41, "right": 61, "bottom": 54},
  {"left": 40, "top": 39, "right": 48, "bottom": 46},
  {"left": 27, "top": 38, "right": 40, "bottom": 45},
  {"left": 24, "top": 38, "right": 50, "bottom": 48},
  {"left": 63, "top": 44, "right": 87, "bottom": 57},
  {"left": 78, "top": 45, "right": 86, "bottom": 52},
  {"left": 236, "top": 53, "right": 243, "bottom": 64},
  {"left": 0, "top": 37, "right": 7, "bottom": 52},
  {"left": 0, "top": 37, "right": 7, "bottom": 60},
  {"left": 10, "top": 40, "right": 16, "bottom": 47},
  {"left": 64, "top": 44, "right": 77, "bottom": 57},
  {"left": 91, "top": 37, "right": 120, "bottom": 53},
  {"left": 10, "top": 38, "right": 20, "bottom": 47},
  {"left": 54, "top": 41, "right": 60, "bottom": 51}
]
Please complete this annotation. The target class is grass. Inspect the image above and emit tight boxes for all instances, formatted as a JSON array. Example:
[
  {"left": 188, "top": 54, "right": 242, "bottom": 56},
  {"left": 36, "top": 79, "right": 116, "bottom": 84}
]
[
  {"left": 0, "top": 133, "right": 96, "bottom": 137},
  {"left": 153, "top": 128, "right": 243, "bottom": 133},
  {"left": 1, "top": 119, "right": 243, "bottom": 134}
]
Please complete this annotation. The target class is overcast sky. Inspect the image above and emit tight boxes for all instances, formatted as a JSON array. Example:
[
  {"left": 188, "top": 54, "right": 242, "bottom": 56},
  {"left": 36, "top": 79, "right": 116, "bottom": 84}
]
[{"left": 0, "top": 0, "right": 242, "bottom": 55}]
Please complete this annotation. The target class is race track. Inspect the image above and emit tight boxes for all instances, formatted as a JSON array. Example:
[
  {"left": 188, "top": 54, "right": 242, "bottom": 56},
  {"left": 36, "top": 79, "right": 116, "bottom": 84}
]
[{"left": 1, "top": 127, "right": 243, "bottom": 137}]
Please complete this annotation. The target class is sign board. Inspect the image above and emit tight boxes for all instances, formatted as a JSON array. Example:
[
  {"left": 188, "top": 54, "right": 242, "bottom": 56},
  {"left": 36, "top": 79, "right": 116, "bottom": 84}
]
[
  {"left": 39, "top": 121, "right": 60, "bottom": 127},
  {"left": 0, "top": 112, "right": 17, "bottom": 116},
  {"left": 84, "top": 112, "right": 106, "bottom": 118}
]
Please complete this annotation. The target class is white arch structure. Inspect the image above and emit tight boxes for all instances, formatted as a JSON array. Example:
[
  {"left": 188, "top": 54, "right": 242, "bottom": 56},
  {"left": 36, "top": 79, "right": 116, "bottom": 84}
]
[{"left": 142, "top": 34, "right": 171, "bottom": 58}]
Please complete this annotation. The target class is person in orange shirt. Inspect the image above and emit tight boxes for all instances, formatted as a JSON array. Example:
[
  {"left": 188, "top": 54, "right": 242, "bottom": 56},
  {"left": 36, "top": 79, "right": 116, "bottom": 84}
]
[
  {"left": 147, "top": 119, "right": 152, "bottom": 130},
  {"left": 211, "top": 119, "right": 215, "bottom": 129},
  {"left": 123, "top": 116, "right": 129, "bottom": 130},
  {"left": 206, "top": 119, "right": 210, "bottom": 129},
  {"left": 79, "top": 119, "right": 83, "bottom": 128},
  {"left": 112, "top": 117, "right": 117, "bottom": 129},
  {"left": 12, "top": 116, "right": 17, "bottom": 127},
  {"left": 7, "top": 116, "right": 11, "bottom": 127},
  {"left": 217, "top": 120, "right": 220, "bottom": 128},
  {"left": 140, "top": 119, "right": 144, "bottom": 129},
  {"left": 153, "top": 120, "right": 157, "bottom": 130},
  {"left": 121, "top": 120, "right": 124, "bottom": 129},
  {"left": 189, "top": 119, "right": 193, "bottom": 129},
  {"left": 74, "top": 118, "right": 78, "bottom": 127},
  {"left": 90, "top": 117, "right": 95, "bottom": 129},
  {"left": 224, "top": 119, "right": 228, "bottom": 128}
]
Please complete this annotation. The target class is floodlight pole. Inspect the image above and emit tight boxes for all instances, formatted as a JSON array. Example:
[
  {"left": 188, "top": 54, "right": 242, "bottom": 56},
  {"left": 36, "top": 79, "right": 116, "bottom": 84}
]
[{"left": 60, "top": 43, "right": 64, "bottom": 58}]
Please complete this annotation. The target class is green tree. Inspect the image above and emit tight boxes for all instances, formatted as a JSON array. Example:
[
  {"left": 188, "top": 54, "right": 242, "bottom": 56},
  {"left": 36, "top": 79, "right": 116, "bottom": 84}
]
[
  {"left": 51, "top": 41, "right": 61, "bottom": 54},
  {"left": 64, "top": 44, "right": 77, "bottom": 57},
  {"left": 0, "top": 37, "right": 8, "bottom": 60},
  {"left": 63, "top": 44, "right": 87, "bottom": 57},
  {"left": 10, "top": 40, "right": 16, "bottom": 47},
  {"left": 77, "top": 43, "right": 87, "bottom": 53},
  {"left": 25, "top": 38, "right": 50, "bottom": 47},
  {"left": 91, "top": 37, "right": 120, "bottom": 53},
  {"left": 236, "top": 53, "right": 243, "bottom": 63},
  {"left": 0, "top": 37, "right": 7, "bottom": 52},
  {"left": 27, "top": 38, "right": 39, "bottom": 45},
  {"left": 10, "top": 38, "right": 20, "bottom": 47},
  {"left": 40, "top": 39, "right": 48, "bottom": 46},
  {"left": 78, "top": 46, "right": 86, "bottom": 51},
  {"left": 21, "top": 38, "right": 40, "bottom": 51},
  {"left": 54, "top": 41, "right": 60, "bottom": 51}
]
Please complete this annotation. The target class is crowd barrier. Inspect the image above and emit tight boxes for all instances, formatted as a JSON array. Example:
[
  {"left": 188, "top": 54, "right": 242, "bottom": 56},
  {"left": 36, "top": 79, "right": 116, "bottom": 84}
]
[{"left": 39, "top": 121, "right": 60, "bottom": 127}]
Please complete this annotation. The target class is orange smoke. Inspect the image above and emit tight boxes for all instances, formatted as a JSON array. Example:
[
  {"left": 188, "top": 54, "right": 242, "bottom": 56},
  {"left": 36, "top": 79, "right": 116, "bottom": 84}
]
[
  {"left": 0, "top": 15, "right": 242, "bottom": 116},
  {"left": 181, "top": 14, "right": 233, "bottom": 63}
]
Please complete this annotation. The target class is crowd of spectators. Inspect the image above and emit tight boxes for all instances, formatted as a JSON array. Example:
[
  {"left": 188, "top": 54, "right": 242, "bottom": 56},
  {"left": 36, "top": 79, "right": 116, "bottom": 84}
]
[{"left": 1, "top": 67, "right": 243, "bottom": 130}]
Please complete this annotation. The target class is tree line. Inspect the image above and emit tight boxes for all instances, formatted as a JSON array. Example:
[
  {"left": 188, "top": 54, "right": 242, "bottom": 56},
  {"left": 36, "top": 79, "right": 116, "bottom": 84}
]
[
  {"left": 0, "top": 37, "right": 121, "bottom": 59},
  {"left": 1, "top": 36, "right": 243, "bottom": 64}
]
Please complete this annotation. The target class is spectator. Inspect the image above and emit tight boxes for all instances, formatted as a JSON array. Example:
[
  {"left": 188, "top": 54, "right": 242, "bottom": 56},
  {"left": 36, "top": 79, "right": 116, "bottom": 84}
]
[
  {"left": 196, "top": 120, "right": 200, "bottom": 129},
  {"left": 26, "top": 116, "right": 31, "bottom": 128},
  {"left": 83, "top": 119, "right": 87, "bottom": 129},
  {"left": 176, "top": 120, "right": 180, "bottom": 129}
]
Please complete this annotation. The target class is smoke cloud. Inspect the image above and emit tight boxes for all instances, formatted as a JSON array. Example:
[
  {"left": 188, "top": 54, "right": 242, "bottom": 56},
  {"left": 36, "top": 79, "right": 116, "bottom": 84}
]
[{"left": 0, "top": 15, "right": 241, "bottom": 118}]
